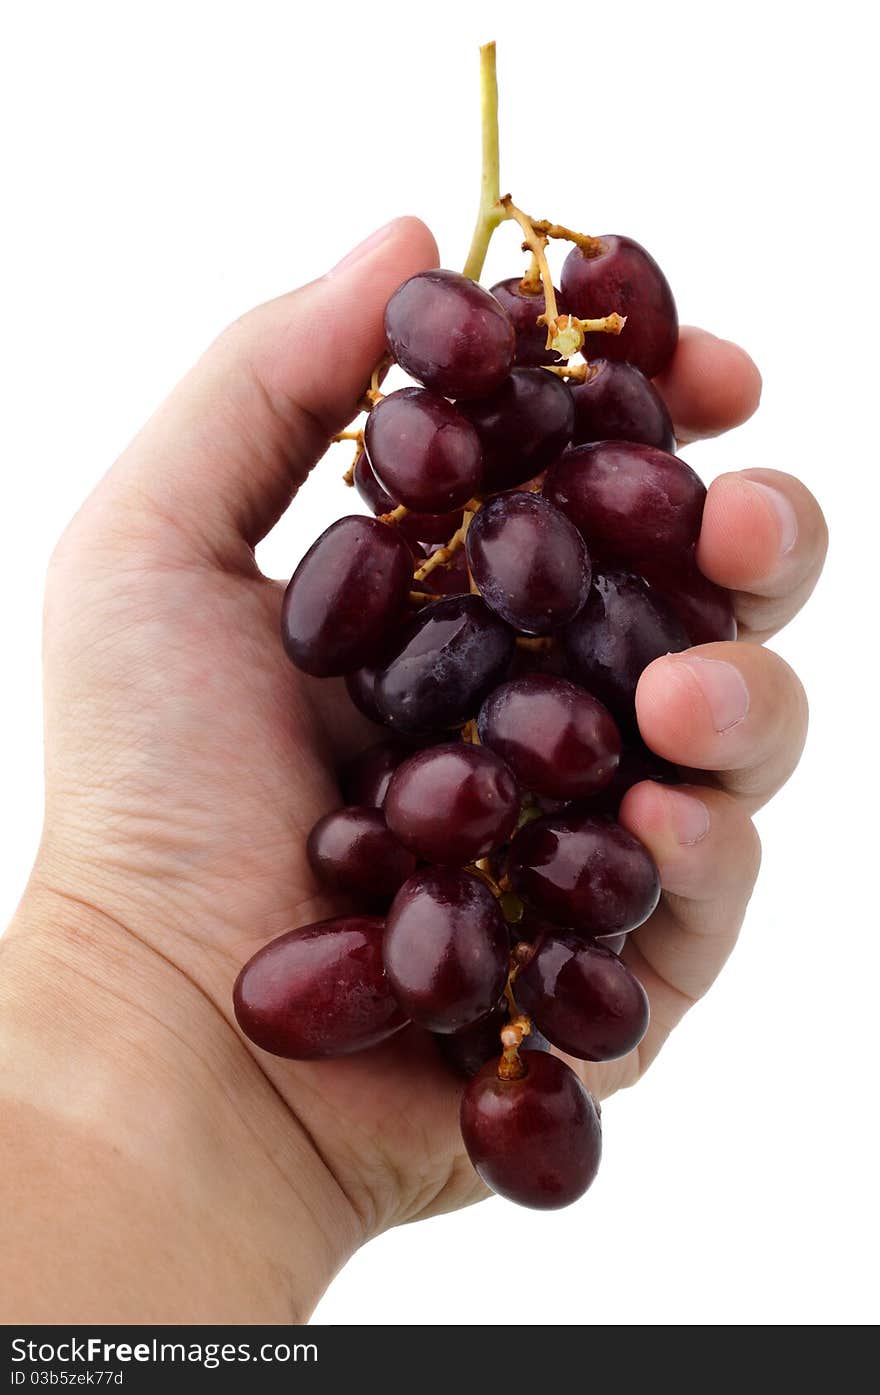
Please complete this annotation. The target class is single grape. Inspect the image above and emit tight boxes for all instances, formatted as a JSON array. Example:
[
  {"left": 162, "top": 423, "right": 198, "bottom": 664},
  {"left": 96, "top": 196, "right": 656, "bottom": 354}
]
[
  {"left": 364, "top": 387, "right": 483, "bottom": 513},
  {"left": 544, "top": 442, "right": 706, "bottom": 574},
  {"left": 508, "top": 810, "right": 661, "bottom": 935},
  {"left": 383, "top": 868, "right": 509, "bottom": 1033},
  {"left": 478, "top": 674, "right": 621, "bottom": 799},
  {"left": 649, "top": 554, "right": 738, "bottom": 644},
  {"left": 562, "top": 569, "right": 690, "bottom": 722},
  {"left": 281, "top": 516, "right": 413, "bottom": 678},
  {"left": 384, "top": 742, "right": 520, "bottom": 865},
  {"left": 233, "top": 917, "right": 406, "bottom": 1059},
  {"left": 374, "top": 594, "right": 515, "bottom": 734},
  {"left": 339, "top": 739, "right": 411, "bottom": 807},
  {"left": 344, "top": 661, "right": 386, "bottom": 724},
  {"left": 560, "top": 235, "right": 678, "bottom": 378},
  {"left": 569, "top": 359, "right": 674, "bottom": 453},
  {"left": 466, "top": 493, "right": 591, "bottom": 635},
  {"left": 489, "top": 277, "right": 568, "bottom": 367},
  {"left": 457, "top": 368, "right": 575, "bottom": 493},
  {"left": 516, "top": 935, "right": 649, "bottom": 1061},
  {"left": 435, "top": 999, "right": 550, "bottom": 1078},
  {"left": 306, "top": 806, "right": 416, "bottom": 898},
  {"left": 585, "top": 735, "right": 681, "bottom": 816},
  {"left": 460, "top": 1051, "right": 602, "bottom": 1209},
  {"left": 384, "top": 268, "right": 515, "bottom": 398},
  {"left": 353, "top": 451, "right": 461, "bottom": 544}
]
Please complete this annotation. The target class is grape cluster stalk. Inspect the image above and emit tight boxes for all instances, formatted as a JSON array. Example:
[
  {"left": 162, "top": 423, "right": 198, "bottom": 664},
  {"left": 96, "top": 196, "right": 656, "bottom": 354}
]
[{"left": 233, "top": 42, "right": 737, "bottom": 1211}]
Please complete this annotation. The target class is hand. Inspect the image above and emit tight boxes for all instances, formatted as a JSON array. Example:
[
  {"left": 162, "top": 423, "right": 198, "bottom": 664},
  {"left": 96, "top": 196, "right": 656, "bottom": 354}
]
[{"left": 0, "top": 217, "right": 826, "bottom": 1322}]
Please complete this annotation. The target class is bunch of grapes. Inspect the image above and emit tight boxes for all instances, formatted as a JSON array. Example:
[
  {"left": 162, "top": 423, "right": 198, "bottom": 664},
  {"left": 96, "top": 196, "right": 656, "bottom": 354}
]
[{"left": 233, "top": 45, "right": 737, "bottom": 1211}]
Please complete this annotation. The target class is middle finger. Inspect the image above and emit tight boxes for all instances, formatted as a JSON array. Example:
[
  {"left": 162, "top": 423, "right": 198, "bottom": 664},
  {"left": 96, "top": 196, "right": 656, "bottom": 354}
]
[{"left": 635, "top": 642, "right": 808, "bottom": 812}]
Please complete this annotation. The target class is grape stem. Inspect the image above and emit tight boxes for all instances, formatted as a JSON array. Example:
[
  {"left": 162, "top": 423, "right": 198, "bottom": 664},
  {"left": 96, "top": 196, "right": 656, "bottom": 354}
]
[
  {"left": 542, "top": 362, "right": 590, "bottom": 383},
  {"left": 462, "top": 42, "right": 505, "bottom": 282},
  {"left": 379, "top": 503, "right": 409, "bottom": 525},
  {"left": 412, "top": 506, "right": 478, "bottom": 582}
]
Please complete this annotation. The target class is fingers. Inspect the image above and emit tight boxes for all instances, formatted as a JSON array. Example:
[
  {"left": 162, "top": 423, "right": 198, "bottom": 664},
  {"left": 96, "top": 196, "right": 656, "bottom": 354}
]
[
  {"left": 635, "top": 642, "right": 808, "bottom": 812},
  {"left": 653, "top": 326, "right": 763, "bottom": 443},
  {"left": 696, "top": 468, "right": 828, "bottom": 641},
  {"left": 617, "top": 782, "right": 761, "bottom": 1070},
  {"left": 92, "top": 217, "right": 439, "bottom": 561}
]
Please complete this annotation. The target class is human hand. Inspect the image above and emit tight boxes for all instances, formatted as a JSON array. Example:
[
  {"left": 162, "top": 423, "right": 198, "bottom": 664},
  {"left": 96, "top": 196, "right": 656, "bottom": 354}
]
[{"left": 0, "top": 216, "right": 826, "bottom": 1322}]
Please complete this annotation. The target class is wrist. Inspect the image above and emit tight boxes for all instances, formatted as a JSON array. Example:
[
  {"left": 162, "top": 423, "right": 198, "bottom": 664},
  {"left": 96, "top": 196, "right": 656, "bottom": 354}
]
[{"left": 1, "top": 882, "right": 362, "bottom": 1322}]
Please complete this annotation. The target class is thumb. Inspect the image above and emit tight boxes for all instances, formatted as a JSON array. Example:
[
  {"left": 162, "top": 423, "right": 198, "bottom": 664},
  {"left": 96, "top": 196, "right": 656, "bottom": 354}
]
[{"left": 93, "top": 217, "right": 439, "bottom": 558}]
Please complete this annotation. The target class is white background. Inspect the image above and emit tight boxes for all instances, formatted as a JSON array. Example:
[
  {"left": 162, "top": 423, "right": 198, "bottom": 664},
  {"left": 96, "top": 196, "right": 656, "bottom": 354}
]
[{"left": 2, "top": 0, "right": 878, "bottom": 1325}]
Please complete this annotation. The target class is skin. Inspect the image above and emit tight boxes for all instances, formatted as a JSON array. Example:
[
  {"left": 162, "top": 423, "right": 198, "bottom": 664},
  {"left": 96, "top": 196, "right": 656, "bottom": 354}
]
[{"left": 0, "top": 217, "right": 827, "bottom": 1323}]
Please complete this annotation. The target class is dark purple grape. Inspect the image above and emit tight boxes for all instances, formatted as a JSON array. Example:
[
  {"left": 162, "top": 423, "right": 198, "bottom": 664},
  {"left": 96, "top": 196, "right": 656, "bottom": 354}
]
[
  {"left": 569, "top": 359, "right": 674, "bottom": 452},
  {"left": 466, "top": 493, "right": 591, "bottom": 635},
  {"left": 649, "top": 554, "right": 737, "bottom": 644},
  {"left": 345, "top": 662, "right": 386, "bottom": 724},
  {"left": 544, "top": 442, "right": 706, "bottom": 574},
  {"left": 560, "top": 235, "right": 678, "bottom": 378},
  {"left": 383, "top": 868, "right": 508, "bottom": 1033},
  {"left": 384, "top": 268, "right": 515, "bottom": 398},
  {"left": 374, "top": 594, "right": 515, "bottom": 734},
  {"left": 384, "top": 742, "right": 520, "bottom": 865},
  {"left": 508, "top": 811, "right": 660, "bottom": 935},
  {"left": 364, "top": 387, "right": 483, "bottom": 513},
  {"left": 306, "top": 806, "right": 416, "bottom": 898},
  {"left": 281, "top": 516, "right": 413, "bottom": 677},
  {"left": 562, "top": 569, "right": 690, "bottom": 722},
  {"left": 460, "top": 1051, "right": 602, "bottom": 1209},
  {"left": 586, "top": 736, "right": 680, "bottom": 816},
  {"left": 489, "top": 277, "right": 569, "bottom": 367},
  {"left": 516, "top": 935, "right": 649, "bottom": 1061},
  {"left": 436, "top": 1000, "right": 549, "bottom": 1078},
  {"left": 478, "top": 674, "right": 620, "bottom": 800},
  {"left": 599, "top": 932, "right": 627, "bottom": 954},
  {"left": 233, "top": 917, "right": 406, "bottom": 1059},
  {"left": 340, "top": 739, "right": 410, "bottom": 807},
  {"left": 353, "top": 451, "right": 460, "bottom": 544},
  {"left": 457, "top": 369, "right": 574, "bottom": 492}
]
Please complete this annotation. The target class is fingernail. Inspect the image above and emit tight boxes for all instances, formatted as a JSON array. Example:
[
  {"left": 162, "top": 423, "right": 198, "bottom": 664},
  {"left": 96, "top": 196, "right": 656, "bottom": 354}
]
[
  {"left": 671, "top": 655, "right": 750, "bottom": 733},
  {"left": 327, "top": 220, "right": 398, "bottom": 276},
  {"left": 748, "top": 480, "right": 798, "bottom": 557},
  {"left": 663, "top": 789, "right": 711, "bottom": 846}
]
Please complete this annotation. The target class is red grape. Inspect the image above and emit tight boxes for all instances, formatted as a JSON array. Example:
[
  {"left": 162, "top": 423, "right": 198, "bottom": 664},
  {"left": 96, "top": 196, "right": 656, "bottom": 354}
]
[
  {"left": 364, "top": 387, "right": 483, "bottom": 513},
  {"left": 374, "top": 594, "right": 515, "bottom": 734},
  {"left": 508, "top": 810, "right": 661, "bottom": 935},
  {"left": 649, "top": 554, "right": 737, "bottom": 644},
  {"left": 457, "top": 368, "right": 574, "bottom": 493},
  {"left": 569, "top": 359, "right": 674, "bottom": 452},
  {"left": 384, "top": 268, "right": 515, "bottom": 398},
  {"left": 460, "top": 1052, "right": 602, "bottom": 1209},
  {"left": 478, "top": 674, "right": 621, "bottom": 799},
  {"left": 383, "top": 868, "right": 509, "bottom": 1033},
  {"left": 560, "top": 235, "right": 678, "bottom": 378},
  {"left": 339, "top": 739, "right": 411, "bottom": 807},
  {"left": 281, "top": 516, "right": 413, "bottom": 677},
  {"left": 562, "top": 569, "right": 690, "bottom": 722},
  {"left": 544, "top": 442, "right": 706, "bottom": 574},
  {"left": 489, "top": 277, "right": 568, "bottom": 367},
  {"left": 306, "top": 806, "right": 416, "bottom": 898},
  {"left": 585, "top": 736, "right": 680, "bottom": 816},
  {"left": 516, "top": 935, "right": 649, "bottom": 1061},
  {"left": 234, "top": 917, "right": 406, "bottom": 1059},
  {"left": 384, "top": 742, "right": 520, "bottom": 865},
  {"left": 353, "top": 451, "right": 460, "bottom": 544},
  {"left": 466, "top": 493, "right": 591, "bottom": 635}
]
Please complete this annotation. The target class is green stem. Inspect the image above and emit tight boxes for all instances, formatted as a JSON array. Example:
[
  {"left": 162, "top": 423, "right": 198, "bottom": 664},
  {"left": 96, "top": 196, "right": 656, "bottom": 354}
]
[{"left": 462, "top": 42, "right": 505, "bottom": 281}]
